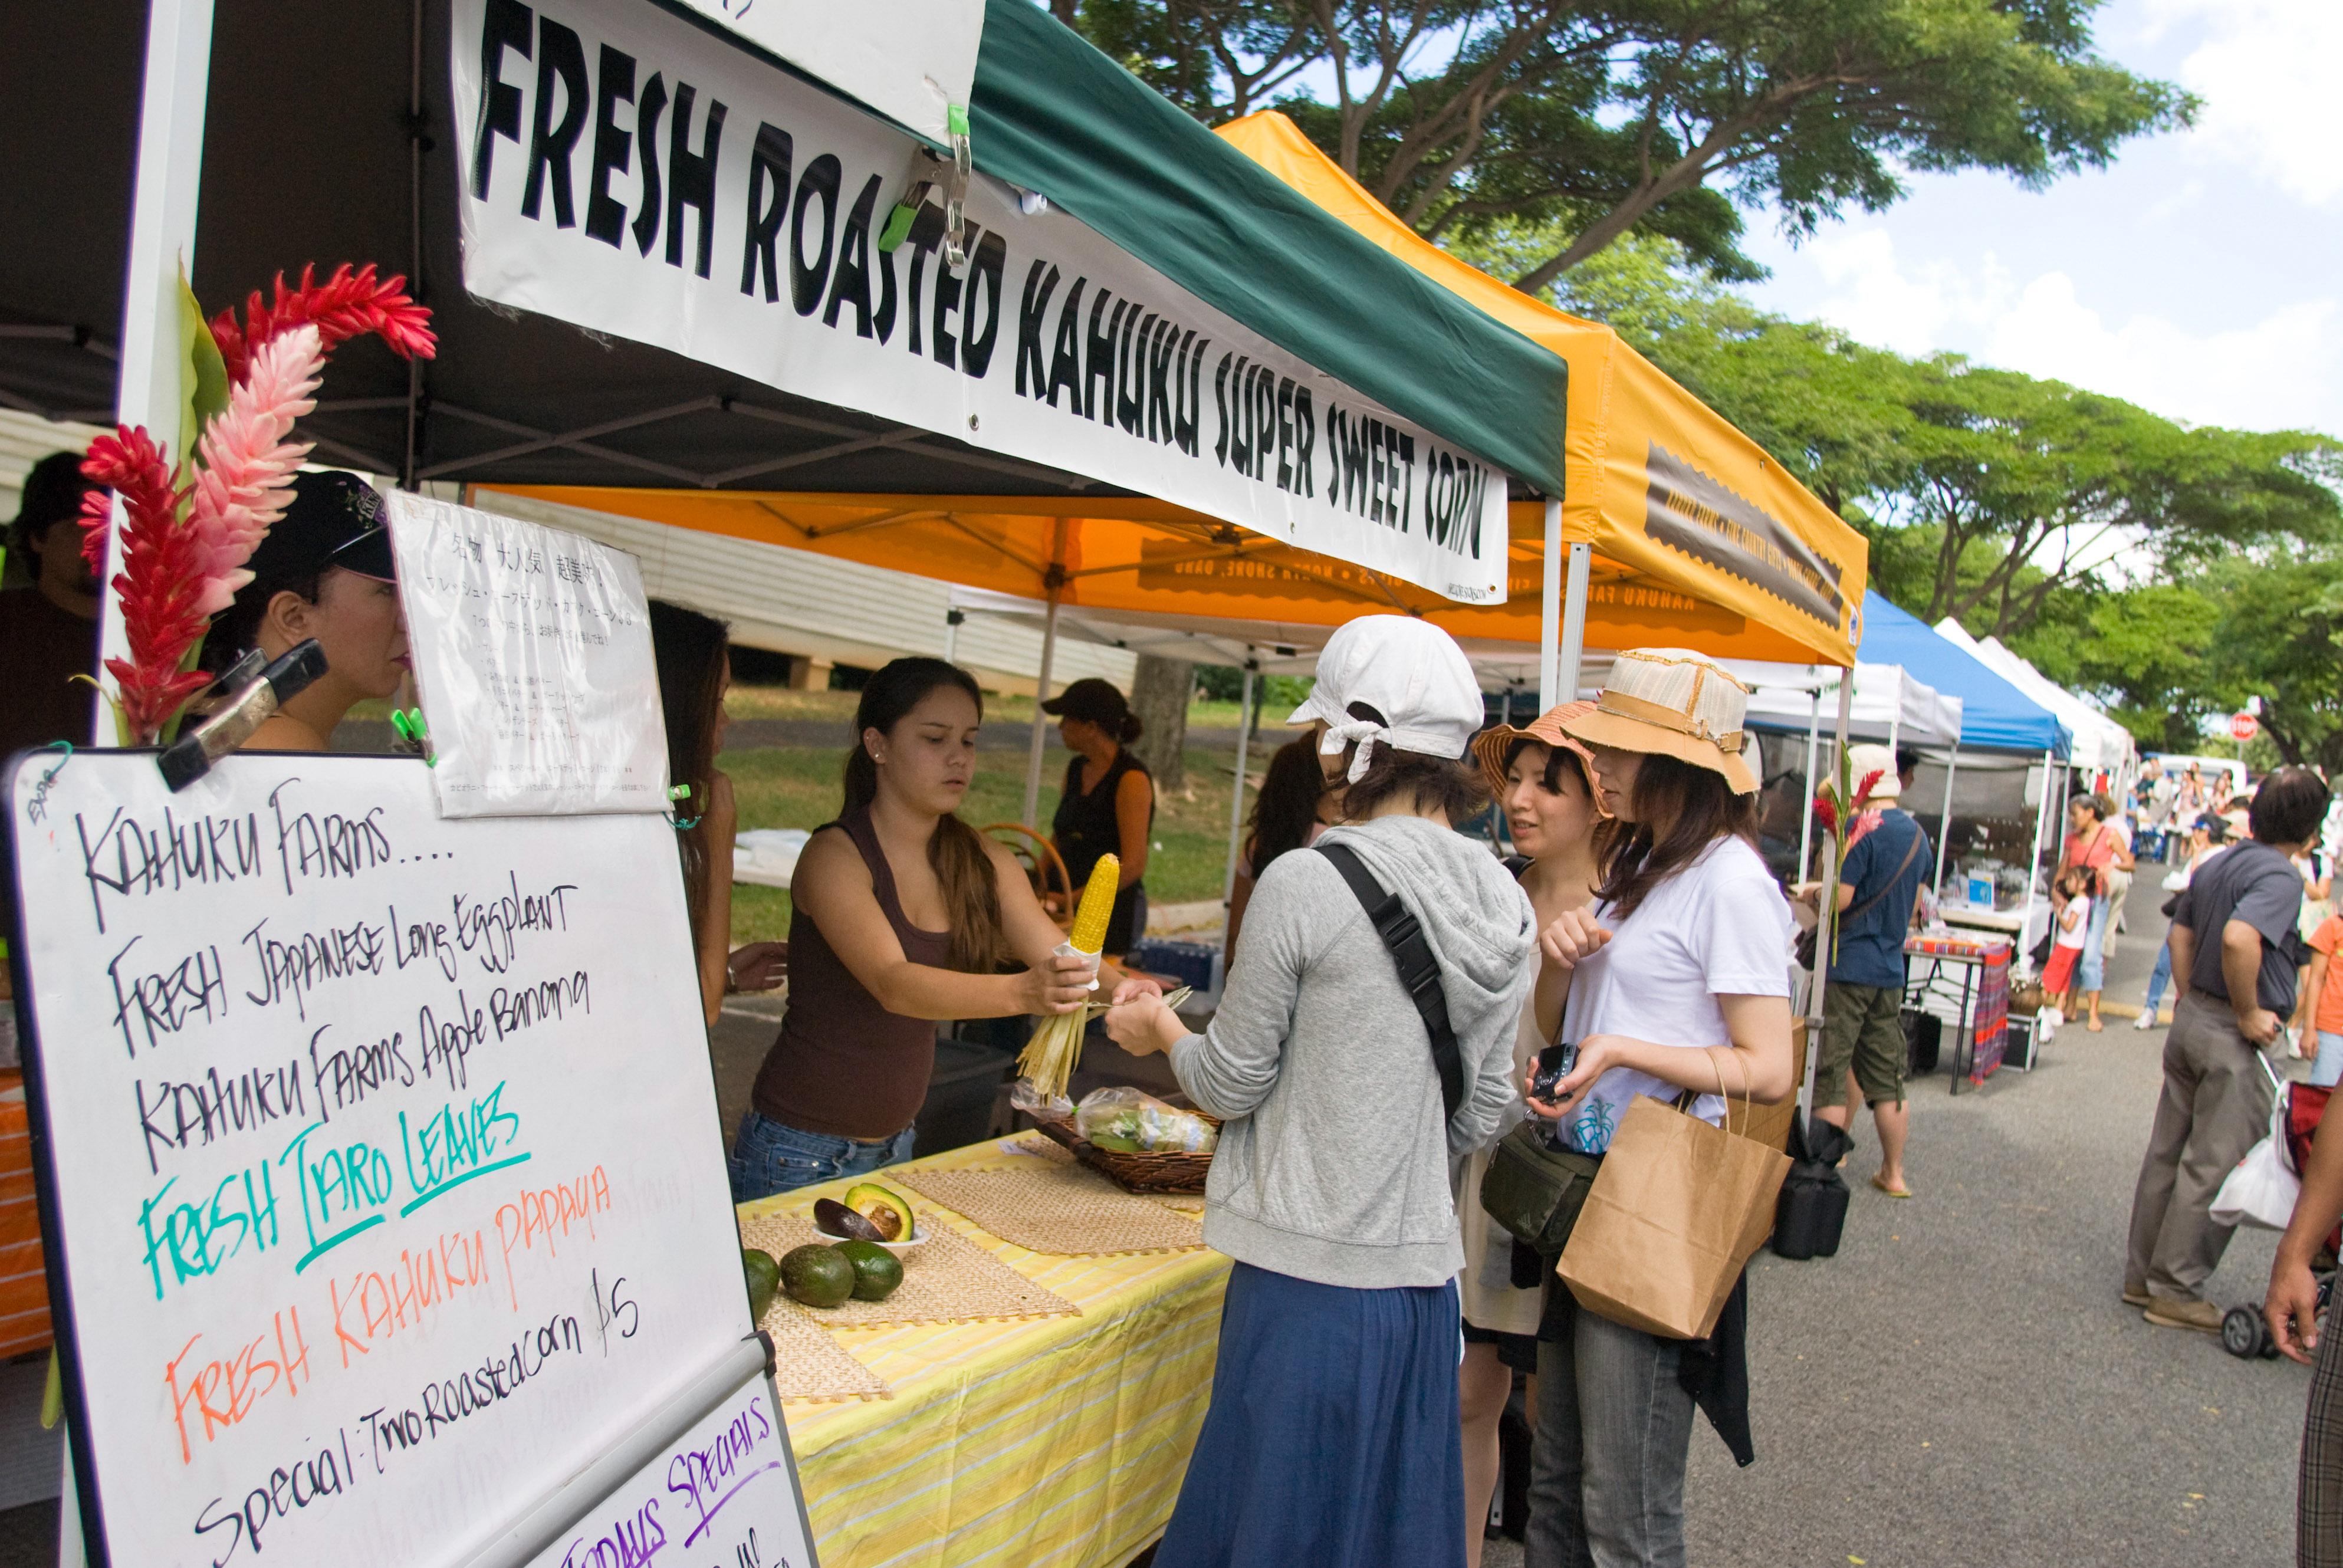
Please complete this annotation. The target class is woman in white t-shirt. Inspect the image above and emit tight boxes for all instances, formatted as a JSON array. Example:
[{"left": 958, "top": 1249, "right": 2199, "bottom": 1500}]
[{"left": 1521, "top": 649, "right": 1795, "bottom": 1568}]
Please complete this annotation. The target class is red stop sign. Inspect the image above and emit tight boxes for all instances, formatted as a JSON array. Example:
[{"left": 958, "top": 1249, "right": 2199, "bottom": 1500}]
[{"left": 2232, "top": 712, "right": 2260, "bottom": 742}]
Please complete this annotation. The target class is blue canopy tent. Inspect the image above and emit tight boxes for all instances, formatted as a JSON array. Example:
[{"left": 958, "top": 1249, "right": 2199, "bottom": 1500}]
[{"left": 1857, "top": 591, "right": 2071, "bottom": 944}]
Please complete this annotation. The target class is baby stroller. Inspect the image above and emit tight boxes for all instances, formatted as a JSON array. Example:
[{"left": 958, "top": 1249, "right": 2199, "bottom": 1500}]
[{"left": 2223, "top": 1077, "right": 2337, "bottom": 1359}]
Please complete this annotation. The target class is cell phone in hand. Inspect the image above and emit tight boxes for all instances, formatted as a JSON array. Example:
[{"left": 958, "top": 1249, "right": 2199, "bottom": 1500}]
[{"left": 1530, "top": 1041, "right": 1578, "bottom": 1106}]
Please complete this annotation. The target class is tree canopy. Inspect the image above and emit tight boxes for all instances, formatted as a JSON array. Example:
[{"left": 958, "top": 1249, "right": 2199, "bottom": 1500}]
[
  {"left": 1443, "top": 224, "right": 2343, "bottom": 760},
  {"left": 1073, "top": 0, "right": 2194, "bottom": 283}
]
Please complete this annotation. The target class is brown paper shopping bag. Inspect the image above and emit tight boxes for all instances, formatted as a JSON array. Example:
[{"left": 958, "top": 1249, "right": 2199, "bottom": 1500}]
[{"left": 1556, "top": 1087, "right": 1792, "bottom": 1340}]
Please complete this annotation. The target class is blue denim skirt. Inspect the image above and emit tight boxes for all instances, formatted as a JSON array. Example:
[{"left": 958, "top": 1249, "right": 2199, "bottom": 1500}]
[
  {"left": 728, "top": 1110, "right": 917, "bottom": 1204},
  {"left": 1156, "top": 1261, "right": 1465, "bottom": 1568}
]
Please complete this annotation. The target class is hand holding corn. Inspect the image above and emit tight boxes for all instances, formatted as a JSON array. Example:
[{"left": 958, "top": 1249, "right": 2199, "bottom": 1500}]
[{"left": 1018, "top": 856, "right": 1119, "bottom": 1102}]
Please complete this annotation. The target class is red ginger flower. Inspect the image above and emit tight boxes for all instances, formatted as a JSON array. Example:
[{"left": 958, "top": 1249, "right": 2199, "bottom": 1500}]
[
  {"left": 1851, "top": 768, "right": 1886, "bottom": 811},
  {"left": 1812, "top": 794, "right": 1839, "bottom": 834},
  {"left": 207, "top": 262, "right": 436, "bottom": 386},
  {"left": 79, "top": 427, "right": 212, "bottom": 741}
]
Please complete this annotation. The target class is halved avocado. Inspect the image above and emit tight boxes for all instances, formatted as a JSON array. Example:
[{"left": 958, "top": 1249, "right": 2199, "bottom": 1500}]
[
  {"left": 780, "top": 1244, "right": 856, "bottom": 1309},
  {"left": 843, "top": 1183, "right": 914, "bottom": 1242},
  {"left": 814, "top": 1196, "right": 885, "bottom": 1242},
  {"left": 834, "top": 1239, "right": 905, "bottom": 1301}
]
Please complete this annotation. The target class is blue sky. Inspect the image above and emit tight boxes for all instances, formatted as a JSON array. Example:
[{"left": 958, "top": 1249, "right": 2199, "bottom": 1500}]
[{"left": 1732, "top": 0, "right": 2341, "bottom": 438}]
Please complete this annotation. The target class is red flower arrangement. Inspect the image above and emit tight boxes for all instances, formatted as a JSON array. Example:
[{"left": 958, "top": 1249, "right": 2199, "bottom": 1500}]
[
  {"left": 79, "top": 265, "right": 435, "bottom": 743},
  {"left": 1810, "top": 761, "right": 1888, "bottom": 962}
]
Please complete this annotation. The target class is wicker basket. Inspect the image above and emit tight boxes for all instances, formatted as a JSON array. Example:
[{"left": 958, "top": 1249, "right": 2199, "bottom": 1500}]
[{"left": 1030, "top": 1109, "right": 1220, "bottom": 1195}]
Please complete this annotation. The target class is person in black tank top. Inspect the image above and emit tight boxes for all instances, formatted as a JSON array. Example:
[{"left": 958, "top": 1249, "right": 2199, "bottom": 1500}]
[
  {"left": 1044, "top": 678, "right": 1155, "bottom": 956},
  {"left": 727, "top": 659, "right": 1164, "bottom": 1202}
]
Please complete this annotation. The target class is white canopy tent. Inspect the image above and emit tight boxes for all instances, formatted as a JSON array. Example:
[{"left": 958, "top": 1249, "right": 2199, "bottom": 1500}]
[{"left": 1935, "top": 619, "right": 2137, "bottom": 784}]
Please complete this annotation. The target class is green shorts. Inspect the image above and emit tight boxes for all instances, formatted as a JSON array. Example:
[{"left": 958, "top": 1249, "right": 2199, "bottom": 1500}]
[{"left": 1816, "top": 981, "right": 1907, "bottom": 1109}]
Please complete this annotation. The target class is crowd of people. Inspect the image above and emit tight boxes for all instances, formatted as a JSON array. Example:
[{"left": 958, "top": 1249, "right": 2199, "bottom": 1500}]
[{"left": 22, "top": 458, "right": 2343, "bottom": 1563}]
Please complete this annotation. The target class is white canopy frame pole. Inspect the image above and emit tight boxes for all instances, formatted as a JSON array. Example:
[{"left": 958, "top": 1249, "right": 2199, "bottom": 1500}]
[
  {"left": 1799, "top": 674, "right": 1821, "bottom": 882},
  {"left": 1221, "top": 659, "right": 1258, "bottom": 909},
  {"left": 941, "top": 606, "right": 963, "bottom": 665},
  {"left": 1538, "top": 499, "right": 1562, "bottom": 708},
  {"left": 1934, "top": 742, "right": 1961, "bottom": 896},
  {"left": 1021, "top": 520, "right": 1069, "bottom": 829},
  {"left": 2025, "top": 747, "right": 2058, "bottom": 958},
  {"left": 1557, "top": 543, "right": 1592, "bottom": 705},
  {"left": 1800, "top": 670, "right": 1858, "bottom": 1122},
  {"left": 93, "top": 0, "right": 216, "bottom": 744}
]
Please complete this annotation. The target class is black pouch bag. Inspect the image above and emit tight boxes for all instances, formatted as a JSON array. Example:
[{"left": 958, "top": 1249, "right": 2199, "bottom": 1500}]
[
  {"left": 1771, "top": 1112, "right": 1853, "bottom": 1261},
  {"left": 1480, "top": 1121, "right": 1602, "bottom": 1255}
]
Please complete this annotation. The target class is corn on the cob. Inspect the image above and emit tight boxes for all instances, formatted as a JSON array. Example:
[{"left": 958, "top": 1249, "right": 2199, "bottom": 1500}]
[
  {"left": 1067, "top": 854, "right": 1120, "bottom": 954},
  {"left": 1017, "top": 855, "right": 1123, "bottom": 1103}
]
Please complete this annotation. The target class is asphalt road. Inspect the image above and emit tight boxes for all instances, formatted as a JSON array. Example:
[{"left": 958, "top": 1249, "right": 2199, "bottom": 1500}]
[{"left": 1629, "top": 912, "right": 2301, "bottom": 1566}]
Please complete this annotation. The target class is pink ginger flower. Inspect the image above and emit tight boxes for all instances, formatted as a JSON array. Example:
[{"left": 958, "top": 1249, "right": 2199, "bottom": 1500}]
[{"left": 183, "top": 323, "right": 321, "bottom": 614}]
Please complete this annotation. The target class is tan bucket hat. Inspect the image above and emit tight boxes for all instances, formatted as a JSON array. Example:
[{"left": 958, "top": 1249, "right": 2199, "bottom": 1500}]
[
  {"left": 1561, "top": 649, "right": 1759, "bottom": 795},
  {"left": 1470, "top": 700, "right": 1602, "bottom": 804}
]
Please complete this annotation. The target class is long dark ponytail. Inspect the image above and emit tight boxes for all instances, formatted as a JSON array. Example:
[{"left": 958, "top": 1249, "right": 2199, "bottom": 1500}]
[
  {"left": 845, "top": 658, "right": 1008, "bottom": 974},
  {"left": 649, "top": 600, "right": 731, "bottom": 945}
]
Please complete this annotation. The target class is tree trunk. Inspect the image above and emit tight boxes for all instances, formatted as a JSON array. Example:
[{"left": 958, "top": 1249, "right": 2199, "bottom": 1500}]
[{"left": 1126, "top": 655, "right": 1192, "bottom": 794}]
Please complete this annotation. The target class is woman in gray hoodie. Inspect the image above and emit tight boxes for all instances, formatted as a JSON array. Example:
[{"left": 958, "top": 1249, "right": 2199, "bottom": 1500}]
[{"left": 1105, "top": 615, "right": 1533, "bottom": 1568}]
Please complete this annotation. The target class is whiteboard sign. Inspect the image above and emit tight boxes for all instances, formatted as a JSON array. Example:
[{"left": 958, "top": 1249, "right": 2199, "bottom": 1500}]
[
  {"left": 7, "top": 752, "right": 790, "bottom": 1567},
  {"left": 389, "top": 494, "right": 669, "bottom": 817},
  {"left": 523, "top": 1377, "right": 814, "bottom": 1568}
]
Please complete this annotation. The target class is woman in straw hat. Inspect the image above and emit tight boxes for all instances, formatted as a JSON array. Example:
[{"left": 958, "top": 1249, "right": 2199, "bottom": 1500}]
[
  {"left": 1105, "top": 615, "right": 1535, "bottom": 1568},
  {"left": 1522, "top": 649, "right": 1796, "bottom": 1568},
  {"left": 1455, "top": 701, "right": 1608, "bottom": 1567}
]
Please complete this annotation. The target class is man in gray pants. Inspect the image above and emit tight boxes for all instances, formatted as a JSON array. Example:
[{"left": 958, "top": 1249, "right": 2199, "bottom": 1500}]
[{"left": 2126, "top": 765, "right": 2332, "bottom": 1332}]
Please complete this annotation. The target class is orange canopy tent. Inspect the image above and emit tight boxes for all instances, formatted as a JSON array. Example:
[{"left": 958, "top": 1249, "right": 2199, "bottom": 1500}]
[{"left": 1215, "top": 110, "right": 1869, "bottom": 695}]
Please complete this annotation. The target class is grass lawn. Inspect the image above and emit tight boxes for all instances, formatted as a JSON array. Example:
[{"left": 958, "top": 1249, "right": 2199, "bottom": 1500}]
[{"left": 722, "top": 742, "right": 1251, "bottom": 946}]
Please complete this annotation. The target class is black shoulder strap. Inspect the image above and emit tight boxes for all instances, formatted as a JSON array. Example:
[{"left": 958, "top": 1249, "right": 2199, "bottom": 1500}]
[{"left": 1316, "top": 842, "right": 1464, "bottom": 1122}]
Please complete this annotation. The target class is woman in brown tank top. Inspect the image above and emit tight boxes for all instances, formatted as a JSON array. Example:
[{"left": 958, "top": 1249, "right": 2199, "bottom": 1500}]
[{"left": 729, "top": 658, "right": 1160, "bottom": 1201}]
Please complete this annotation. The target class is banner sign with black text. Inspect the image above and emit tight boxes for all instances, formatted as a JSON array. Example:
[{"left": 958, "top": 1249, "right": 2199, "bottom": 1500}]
[
  {"left": 450, "top": 0, "right": 1509, "bottom": 604},
  {"left": 669, "top": 0, "right": 982, "bottom": 147}
]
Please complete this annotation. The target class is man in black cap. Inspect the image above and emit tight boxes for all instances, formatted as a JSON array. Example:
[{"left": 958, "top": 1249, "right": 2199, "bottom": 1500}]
[
  {"left": 0, "top": 452, "right": 103, "bottom": 754},
  {"left": 198, "top": 470, "right": 406, "bottom": 752}
]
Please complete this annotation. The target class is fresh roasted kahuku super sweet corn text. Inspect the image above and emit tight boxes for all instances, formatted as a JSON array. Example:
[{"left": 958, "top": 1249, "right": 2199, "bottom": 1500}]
[{"left": 1066, "top": 854, "right": 1119, "bottom": 954}]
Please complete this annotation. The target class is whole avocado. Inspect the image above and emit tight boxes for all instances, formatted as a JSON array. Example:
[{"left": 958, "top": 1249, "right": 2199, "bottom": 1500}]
[
  {"left": 742, "top": 1248, "right": 782, "bottom": 1322},
  {"left": 779, "top": 1244, "right": 856, "bottom": 1309},
  {"left": 834, "top": 1240, "right": 905, "bottom": 1301}
]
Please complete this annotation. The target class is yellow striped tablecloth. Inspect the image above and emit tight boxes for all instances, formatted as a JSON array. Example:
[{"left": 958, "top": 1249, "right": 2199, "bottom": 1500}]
[{"left": 744, "top": 1136, "right": 1231, "bottom": 1568}]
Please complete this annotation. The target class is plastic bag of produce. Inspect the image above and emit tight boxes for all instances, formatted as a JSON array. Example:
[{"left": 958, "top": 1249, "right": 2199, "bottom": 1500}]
[{"left": 1075, "top": 1087, "right": 1218, "bottom": 1153}]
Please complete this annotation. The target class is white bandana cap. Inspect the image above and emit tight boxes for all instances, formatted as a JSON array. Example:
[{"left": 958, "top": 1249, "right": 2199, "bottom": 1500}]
[{"left": 1287, "top": 614, "right": 1484, "bottom": 782}]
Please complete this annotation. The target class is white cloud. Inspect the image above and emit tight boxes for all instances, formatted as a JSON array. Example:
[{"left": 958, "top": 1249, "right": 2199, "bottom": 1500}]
[
  {"left": 1793, "top": 228, "right": 2342, "bottom": 434},
  {"left": 2140, "top": 0, "right": 2343, "bottom": 204}
]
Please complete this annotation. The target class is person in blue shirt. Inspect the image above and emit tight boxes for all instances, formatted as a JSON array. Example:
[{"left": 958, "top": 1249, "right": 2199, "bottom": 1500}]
[{"left": 1800, "top": 744, "right": 1933, "bottom": 1198}]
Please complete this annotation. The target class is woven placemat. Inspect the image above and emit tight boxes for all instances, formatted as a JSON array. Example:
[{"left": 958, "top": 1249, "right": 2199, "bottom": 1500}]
[
  {"left": 741, "top": 1208, "right": 1079, "bottom": 1328},
  {"left": 897, "top": 1163, "right": 1207, "bottom": 1255},
  {"left": 760, "top": 1303, "right": 890, "bottom": 1403}
]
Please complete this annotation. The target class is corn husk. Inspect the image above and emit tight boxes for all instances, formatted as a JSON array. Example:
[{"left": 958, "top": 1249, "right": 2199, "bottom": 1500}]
[{"left": 1017, "top": 857, "right": 1120, "bottom": 1100}]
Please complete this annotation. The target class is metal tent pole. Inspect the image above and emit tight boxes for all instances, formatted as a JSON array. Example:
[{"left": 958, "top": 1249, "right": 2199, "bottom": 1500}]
[
  {"left": 1539, "top": 499, "right": 1562, "bottom": 708},
  {"left": 1558, "top": 543, "right": 1592, "bottom": 702},
  {"left": 1799, "top": 676, "right": 1821, "bottom": 882},
  {"left": 95, "top": 0, "right": 216, "bottom": 744},
  {"left": 1221, "top": 661, "right": 1258, "bottom": 909},
  {"left": 1021, "top": 522, "right": 1069, "bottom": 829},
  {"left": 942, "top": 606, "right": 963, "bottom": 665},
  {"left": 1801, "top": 670, "right": 1857, "bottom": 1123},
  {"left": 1935, "top": 742, "right": 1961, "bottom": 896}
]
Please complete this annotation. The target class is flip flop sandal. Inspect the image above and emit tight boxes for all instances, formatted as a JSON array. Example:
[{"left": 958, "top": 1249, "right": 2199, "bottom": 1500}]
[{"left": 1871, "top": 1174, "right": 1912, "bottom": 1199}]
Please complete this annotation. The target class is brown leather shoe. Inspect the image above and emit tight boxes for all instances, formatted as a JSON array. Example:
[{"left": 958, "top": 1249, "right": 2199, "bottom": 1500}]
[
  {"left": 2144, "top": 1296, "right": 2223, "bottom": 1333},
  {"left": 2122, "top": 1284, "right": 2151, "bottom": 1308}
]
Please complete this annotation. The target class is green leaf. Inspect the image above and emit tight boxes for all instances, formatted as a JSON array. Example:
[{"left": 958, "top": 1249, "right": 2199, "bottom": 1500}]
[{"left": 178, "top": 263, "right": 228, "bottom": 463}]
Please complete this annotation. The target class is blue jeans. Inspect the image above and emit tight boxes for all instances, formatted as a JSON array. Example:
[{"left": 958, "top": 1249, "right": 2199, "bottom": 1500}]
[
  {"left": 728, "top": 1112, "right": 917, "bottom": 1204},
  {"left": 1528, "top": 1287, "right": 1695, "bottom": 1568},
  {"left": 2317, "top": 1032, "right": 2343, "bottom": 1090},
  {"left": 2080, "top": 892, "right": 2112, "bottom": 993},
  {"left": 2143, "top": 939, "right": 2173, "bottom": 1015}
]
